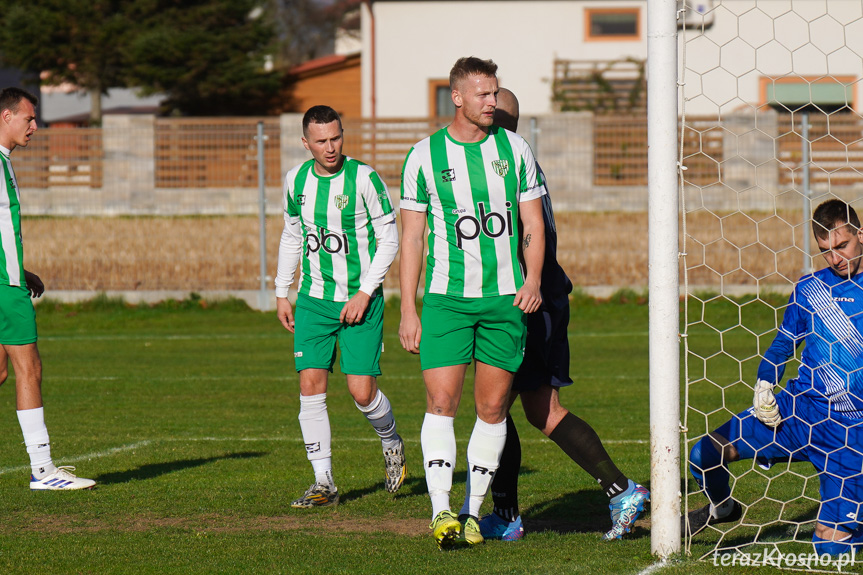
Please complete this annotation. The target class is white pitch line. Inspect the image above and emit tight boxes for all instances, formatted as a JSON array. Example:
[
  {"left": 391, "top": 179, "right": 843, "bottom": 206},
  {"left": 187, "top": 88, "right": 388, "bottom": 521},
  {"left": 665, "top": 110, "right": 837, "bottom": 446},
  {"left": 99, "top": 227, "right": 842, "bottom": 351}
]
[
  {"left": 40, "top": 331, "right": 648, "bottom": 342},
  {"left": 40, "top": 333, "right": 284, "bottom": 341},
  {"left": 0, "top": 440, "right": 154, "bottom": 476},
  {"left": 149, "top": 437, "right": 648, "bottom": 445},
  {"left": 0, "top": 437, "right": 648, "bottom": 476},
  {"left": 635, "top": 560, "right": 668, "bottom": 575}
]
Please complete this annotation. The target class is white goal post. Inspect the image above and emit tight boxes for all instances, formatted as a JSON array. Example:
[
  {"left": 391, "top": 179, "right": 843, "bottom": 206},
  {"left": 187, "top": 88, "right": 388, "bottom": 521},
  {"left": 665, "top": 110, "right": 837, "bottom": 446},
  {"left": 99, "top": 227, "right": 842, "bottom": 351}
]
[{"left": 647, "top": 0, "right": 683, "bottom": 560}]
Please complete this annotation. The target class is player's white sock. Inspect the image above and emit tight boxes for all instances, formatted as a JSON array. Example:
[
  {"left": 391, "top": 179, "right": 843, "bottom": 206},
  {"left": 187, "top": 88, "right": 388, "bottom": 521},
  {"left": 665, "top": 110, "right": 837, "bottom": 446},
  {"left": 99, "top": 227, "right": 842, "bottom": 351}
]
[
  {"left": 421, "top": 412, "right": 456, "bottom": 517},
  {"left": 460, "top": 416, "right": 507, "bottom": 519},
  {"left": 17, "top": 407, "right": 56, "bottom": 479},
  {"left": 298, "top": 393, "right": 334, "bottom": 488},
  {"left": 711, "top": 498, "right": 737, "bottom": 520},
  {"left": 355, "top": 390, "right": 399, "bottom": 450}
]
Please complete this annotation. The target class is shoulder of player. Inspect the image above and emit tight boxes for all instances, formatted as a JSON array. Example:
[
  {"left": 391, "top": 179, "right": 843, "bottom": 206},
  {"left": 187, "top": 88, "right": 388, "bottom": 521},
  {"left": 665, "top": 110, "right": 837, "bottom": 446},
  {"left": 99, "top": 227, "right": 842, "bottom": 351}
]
[
  {"left": 794, "top": 267, "right": 843, "bottom": 299},
  {"left": 343, "top": 155, "right": 375, "bottom": 174},
  {"left": 284, "top": 159, "right": 314, "bottom": 183},
  {"left": 408, "top": 133, "right": 436, "bottom": 156},
  {"left": 493, "top": 126, "right": 531, "bottom": 149},
  {"left": 342, "top": 156, "right": 388, "bottom": 187}
]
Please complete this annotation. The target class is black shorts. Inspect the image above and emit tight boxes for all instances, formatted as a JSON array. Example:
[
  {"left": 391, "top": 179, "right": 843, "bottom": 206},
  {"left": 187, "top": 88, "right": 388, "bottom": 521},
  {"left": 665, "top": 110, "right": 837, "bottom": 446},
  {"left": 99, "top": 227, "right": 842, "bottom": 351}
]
[{"left": 512, "top": 298, "right": 572, "bottom": 393}]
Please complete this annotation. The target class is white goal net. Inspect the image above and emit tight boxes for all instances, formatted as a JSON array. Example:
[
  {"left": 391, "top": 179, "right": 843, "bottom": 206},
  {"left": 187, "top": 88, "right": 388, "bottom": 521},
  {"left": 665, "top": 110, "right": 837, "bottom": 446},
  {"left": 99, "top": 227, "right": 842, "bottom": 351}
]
[{"left": 681, "top": 0, "right": 863, "bottom": 569}]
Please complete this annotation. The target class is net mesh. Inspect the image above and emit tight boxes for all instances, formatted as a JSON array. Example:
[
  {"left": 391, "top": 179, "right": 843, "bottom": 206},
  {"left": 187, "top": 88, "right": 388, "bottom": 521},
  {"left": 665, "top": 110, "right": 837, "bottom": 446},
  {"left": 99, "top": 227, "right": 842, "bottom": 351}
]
[{"left": 681, "top": 0, "right": 863, "bottom": 570}]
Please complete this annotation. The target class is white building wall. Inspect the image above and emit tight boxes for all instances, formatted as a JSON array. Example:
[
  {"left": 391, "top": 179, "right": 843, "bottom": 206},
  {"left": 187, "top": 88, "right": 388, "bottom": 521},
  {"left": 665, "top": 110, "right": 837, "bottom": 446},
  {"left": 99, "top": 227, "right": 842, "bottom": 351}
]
[
  {"left": 682, "top": 0, "right": 863, "bottom": 115},
  {"left": 364, "top": 0, "right": 863, "bottom": 119},
  {"left": 363, "top": 0, "right": 648, "bottom": 118}
]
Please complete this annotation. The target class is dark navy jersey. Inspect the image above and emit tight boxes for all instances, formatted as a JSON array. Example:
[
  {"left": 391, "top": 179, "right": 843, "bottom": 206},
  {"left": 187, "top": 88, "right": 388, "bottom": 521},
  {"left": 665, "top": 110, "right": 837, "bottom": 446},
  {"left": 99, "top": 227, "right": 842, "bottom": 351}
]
[
  {"left": 758, "top": 267, "right": 863, "bottom": 419},
  {"left": 536, "top": 165, "right": 573, "bottom": 308}
]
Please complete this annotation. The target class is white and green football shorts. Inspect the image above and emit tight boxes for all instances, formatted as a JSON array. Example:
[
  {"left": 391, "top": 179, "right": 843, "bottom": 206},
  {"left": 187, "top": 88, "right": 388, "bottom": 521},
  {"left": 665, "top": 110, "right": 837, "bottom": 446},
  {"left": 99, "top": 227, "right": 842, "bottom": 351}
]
[
  {"left": 419, "top": 293, "right": 526, "bottom": 373},
  {"left": 0, "top": 284, "right": 37, "bottom": 345},
  {"left": 292, "top": 292, "right": 384, "bottom": 376}
]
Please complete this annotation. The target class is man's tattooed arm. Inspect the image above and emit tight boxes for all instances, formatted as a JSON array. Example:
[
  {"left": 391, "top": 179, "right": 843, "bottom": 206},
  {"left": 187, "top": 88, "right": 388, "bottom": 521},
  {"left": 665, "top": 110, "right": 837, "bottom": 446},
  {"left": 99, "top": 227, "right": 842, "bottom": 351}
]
[{"left": 522, "top": 233, "right": 532, "bottom": 250}]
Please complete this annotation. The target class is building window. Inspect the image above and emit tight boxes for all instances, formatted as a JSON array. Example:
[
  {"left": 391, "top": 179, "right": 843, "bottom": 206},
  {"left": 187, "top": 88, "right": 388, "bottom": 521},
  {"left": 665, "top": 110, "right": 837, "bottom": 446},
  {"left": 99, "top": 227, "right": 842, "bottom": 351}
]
[
  {"left": 429, "top": 79, "right": 455, "bottom": 118},
  {"left": 585, "top": 8, "right": 640, "bottom": 41},
  {"left": 760, "top": 76, "right": 855, "bottom": 113}
]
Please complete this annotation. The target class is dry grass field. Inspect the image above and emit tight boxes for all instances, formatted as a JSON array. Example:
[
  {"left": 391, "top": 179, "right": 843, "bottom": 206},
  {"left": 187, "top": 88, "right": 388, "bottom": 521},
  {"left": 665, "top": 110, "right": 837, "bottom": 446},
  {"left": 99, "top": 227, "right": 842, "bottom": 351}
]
[{"left": 21, "top": 210, "right": 816, "bottom": 292}]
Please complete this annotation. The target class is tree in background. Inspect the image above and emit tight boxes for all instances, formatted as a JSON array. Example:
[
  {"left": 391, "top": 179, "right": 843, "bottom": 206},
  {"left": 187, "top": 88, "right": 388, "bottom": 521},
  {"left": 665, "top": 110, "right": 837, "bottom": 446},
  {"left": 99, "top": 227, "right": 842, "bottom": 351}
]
[
  {"left": 0, "top": 0, "right": 128, "bottom": 125},
  {"left": 125, "top": 0, "right": 280, "bottom": 116},
  {"left": 272, "top": 0, "right": 359, "bottom": 67},
  {"left": 0, "top": 0, "right": 280, "bottom": 120}
]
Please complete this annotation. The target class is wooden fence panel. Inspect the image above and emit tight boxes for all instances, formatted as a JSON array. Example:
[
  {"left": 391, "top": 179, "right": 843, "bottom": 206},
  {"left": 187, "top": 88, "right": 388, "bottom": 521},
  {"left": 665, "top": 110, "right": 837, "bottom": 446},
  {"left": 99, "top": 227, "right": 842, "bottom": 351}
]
[
  {"left": 342, "top": 118, "right": 448, "bottom": 187},
  {"left": 14, "top": 128, "right": 102, "bottom": 189},
  {"left": 594, "top": 114, "right": 723, "bottom": 186},
  {"left": 777, "top": 112, "right": 863, "bottom": 187},
  {"left": 154, "top": 118, "right": 282, "bottom": 188}
]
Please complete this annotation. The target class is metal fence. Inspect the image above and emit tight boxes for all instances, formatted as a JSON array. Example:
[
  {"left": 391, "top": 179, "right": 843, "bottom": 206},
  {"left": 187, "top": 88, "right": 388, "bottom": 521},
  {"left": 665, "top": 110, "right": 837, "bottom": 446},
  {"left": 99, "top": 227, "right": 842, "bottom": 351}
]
[{"left": 14, "top": 109, "right": 862, "bottom": 296}]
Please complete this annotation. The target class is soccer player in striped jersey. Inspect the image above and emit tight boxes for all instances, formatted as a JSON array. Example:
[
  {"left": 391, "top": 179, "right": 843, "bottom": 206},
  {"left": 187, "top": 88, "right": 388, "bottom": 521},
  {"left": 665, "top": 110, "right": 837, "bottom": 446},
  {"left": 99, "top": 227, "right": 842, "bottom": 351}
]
[
  {"left": 478, "top": 88, "right": 649, "bottom": 542},
  {"left": 399, "top": 57, "right": 546, "bottom": 549},
  {"left": 0, "top": 88, "right": 95, "bottom": 490},
  {"left": 687, "top": 199, "right": 863, "bottom": 556},
  {"left": 275, "top": 106, "right": 405, "bottom": 508}
]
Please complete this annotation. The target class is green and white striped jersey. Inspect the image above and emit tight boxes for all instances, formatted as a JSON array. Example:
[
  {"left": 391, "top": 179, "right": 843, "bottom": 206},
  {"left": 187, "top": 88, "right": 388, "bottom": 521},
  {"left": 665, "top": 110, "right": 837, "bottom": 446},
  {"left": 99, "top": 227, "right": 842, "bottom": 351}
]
[
  {"left": 400, "top": 126, "right": 545, "bottom": 297},
  {"left": 0, "top": 148, "right": 24, "bottom": 287},
  {"left": 280, "top": 156, "right": 396, "bottom": 302}
]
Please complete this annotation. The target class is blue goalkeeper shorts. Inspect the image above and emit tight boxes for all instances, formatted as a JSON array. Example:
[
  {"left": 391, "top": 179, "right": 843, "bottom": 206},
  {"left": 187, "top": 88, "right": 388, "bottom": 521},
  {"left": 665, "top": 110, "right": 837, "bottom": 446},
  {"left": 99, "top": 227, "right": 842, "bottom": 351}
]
[{"left": 718, "top": 389, "right": 863, "bottom": 535}]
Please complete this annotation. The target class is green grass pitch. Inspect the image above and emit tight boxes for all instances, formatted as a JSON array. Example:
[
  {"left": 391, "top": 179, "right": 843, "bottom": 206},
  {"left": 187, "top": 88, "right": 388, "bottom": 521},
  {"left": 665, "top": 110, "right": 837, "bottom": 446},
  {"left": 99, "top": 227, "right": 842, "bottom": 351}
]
[{"left": 0, "top": 294, "right": 833, "bottom": 574}]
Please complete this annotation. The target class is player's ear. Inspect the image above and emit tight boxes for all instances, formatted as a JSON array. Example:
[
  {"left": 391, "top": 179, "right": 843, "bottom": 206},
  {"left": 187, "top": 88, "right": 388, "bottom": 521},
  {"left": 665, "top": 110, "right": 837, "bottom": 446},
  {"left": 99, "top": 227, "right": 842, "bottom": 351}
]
[
  {"left": 451, "top": 88, "right": 462, "bottom": 109},
  {"left": 301, "top": 136, "right": 310, "bottom": 151}
]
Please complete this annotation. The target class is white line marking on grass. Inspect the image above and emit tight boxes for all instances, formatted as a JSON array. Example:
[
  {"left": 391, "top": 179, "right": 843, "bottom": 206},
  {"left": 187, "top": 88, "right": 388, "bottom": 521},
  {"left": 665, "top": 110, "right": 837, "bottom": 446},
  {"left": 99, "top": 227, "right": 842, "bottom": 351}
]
[
  {"left": 154, "top": 437, "right": 648, "bottom": 445},
  {"left": 571, "top": 331, "right": 649, "bottom": 338},
  {"left": 635, "top": 560, "right": 668, "bottom": 575},
  {"left": 0, "top": 437, "right": 648, "bottom": 476},
  {"left": 40, "top": 333, "right": 284, "bottom": 342},
  {"left": 604, "top": 439, "right": 648, "bottom": 444},
  {"left": 0, "top": 440, "right": 153, "bottom": 476}
]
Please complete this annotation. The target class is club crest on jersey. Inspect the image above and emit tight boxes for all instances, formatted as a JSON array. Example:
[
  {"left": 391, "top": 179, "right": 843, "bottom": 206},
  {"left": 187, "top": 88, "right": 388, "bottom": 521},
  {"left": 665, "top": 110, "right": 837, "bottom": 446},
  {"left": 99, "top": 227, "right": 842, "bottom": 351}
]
[
  {"left": 491, "top": 159, "right": 509, "bottom": 177},
  {"left": 441, "top": 168, "right": 456, "bottom": 183},
  {"left": 333, "top": 194, "right": 349, "bottom": 210},
  {"left": 296, "top": 194, "right": 306, "bottom": 205}
]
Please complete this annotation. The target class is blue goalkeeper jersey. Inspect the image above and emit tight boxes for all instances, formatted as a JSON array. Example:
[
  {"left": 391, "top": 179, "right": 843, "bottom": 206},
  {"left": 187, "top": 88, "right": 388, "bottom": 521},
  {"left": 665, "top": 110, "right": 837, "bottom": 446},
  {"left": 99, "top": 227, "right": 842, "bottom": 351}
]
[{"left": 758, "top": 267, "right": 863, "bottom": 420}]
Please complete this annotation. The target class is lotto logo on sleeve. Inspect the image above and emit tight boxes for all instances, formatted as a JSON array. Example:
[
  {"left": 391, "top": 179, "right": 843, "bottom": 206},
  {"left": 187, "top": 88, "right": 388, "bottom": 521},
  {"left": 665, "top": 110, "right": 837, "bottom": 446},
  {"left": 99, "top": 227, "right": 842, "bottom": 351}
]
[
  {"left": 455, "top": 201, "right": 514, "bottom": 248},
  {"left": 305, "top": 227, "right": 350, "bottom": 256}
]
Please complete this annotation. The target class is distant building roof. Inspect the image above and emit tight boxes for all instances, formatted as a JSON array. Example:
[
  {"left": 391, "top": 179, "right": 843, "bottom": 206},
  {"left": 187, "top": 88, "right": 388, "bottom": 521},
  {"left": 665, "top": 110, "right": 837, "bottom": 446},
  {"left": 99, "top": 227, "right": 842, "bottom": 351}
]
[{"left": 288, "top": 53, "right": 360, "bottom": 78}]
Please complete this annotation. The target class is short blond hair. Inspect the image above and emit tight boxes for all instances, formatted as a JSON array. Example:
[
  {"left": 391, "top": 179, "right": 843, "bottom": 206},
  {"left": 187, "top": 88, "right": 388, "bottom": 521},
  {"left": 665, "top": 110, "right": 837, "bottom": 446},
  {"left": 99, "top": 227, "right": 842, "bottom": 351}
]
[{"left": 449, "top": 57, "right": 498, "bottom": 90}]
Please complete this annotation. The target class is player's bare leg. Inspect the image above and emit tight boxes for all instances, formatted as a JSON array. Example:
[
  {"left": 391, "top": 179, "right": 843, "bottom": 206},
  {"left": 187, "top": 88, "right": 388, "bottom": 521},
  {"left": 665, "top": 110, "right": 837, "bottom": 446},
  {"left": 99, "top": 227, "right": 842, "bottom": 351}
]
[
  {"left": 5, "top": 342, "right": 43, "bottom": 409},
  {"left": 4, "top": 343, "right": 94, "bottom": 490}
]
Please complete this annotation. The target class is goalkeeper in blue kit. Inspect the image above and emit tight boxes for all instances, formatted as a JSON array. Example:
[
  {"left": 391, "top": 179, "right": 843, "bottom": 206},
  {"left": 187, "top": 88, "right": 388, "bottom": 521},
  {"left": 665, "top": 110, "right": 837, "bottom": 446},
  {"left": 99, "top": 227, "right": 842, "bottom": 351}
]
[{"left": 687, "top": 199, "right": 863, "bottom": 555}]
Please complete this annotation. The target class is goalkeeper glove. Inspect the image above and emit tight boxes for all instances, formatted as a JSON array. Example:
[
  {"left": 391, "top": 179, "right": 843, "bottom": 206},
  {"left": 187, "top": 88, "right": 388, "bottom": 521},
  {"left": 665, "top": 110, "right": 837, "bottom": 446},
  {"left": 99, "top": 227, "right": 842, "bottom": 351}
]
[{"left": 753, "top": 379, "right": 781, "bottom": 428}]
